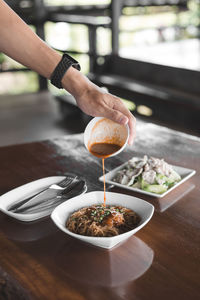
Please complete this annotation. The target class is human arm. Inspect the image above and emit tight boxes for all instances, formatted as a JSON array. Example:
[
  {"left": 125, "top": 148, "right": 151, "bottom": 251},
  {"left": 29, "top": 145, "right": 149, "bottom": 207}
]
[{"left": 0, "top": 0, "right": 136, "bottom": 144}]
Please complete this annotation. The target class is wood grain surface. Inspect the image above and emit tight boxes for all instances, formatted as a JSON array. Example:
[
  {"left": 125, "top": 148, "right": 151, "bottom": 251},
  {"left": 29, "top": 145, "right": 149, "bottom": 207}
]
[{"left": 0, "top": 121, "right": 199, "bottom": 300}]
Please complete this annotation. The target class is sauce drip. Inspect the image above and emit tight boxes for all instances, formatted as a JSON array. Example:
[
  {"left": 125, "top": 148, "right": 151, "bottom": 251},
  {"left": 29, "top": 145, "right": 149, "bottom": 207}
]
[
  {"left": 102, "top": 158, "right": 106, "bottom": 206},
  {"left": 89, "top": 142, "right": 122, "bottom": 207}
]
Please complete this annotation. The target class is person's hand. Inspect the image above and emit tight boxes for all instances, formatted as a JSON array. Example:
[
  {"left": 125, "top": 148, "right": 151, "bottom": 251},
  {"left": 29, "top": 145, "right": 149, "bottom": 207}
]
[
  {"left": 62, "top": 67, "right": 136, "bottom": 145},
  {"left": 76, "top": 84, "right": 136, "bottom": 145}
]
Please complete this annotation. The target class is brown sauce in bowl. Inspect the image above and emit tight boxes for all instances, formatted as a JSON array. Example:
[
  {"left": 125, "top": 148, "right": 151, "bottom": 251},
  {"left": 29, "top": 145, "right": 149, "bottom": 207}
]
[{"left": 89, "top": 142, "right": 121, "bottom": 158}]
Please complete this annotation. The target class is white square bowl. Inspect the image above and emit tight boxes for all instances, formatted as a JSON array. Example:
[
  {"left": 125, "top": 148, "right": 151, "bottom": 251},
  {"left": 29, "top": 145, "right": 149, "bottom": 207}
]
[
  {"left": 99, "top": 161, "right": 196, "bottom": 198},
  {"left": 51, "top": 191, "right": 154, "bottom": 250}
]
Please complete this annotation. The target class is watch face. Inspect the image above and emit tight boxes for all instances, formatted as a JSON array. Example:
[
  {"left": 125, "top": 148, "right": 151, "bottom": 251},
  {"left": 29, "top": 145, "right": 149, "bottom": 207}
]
[{"left": 63, "top": 54, "right": 81, "bottom": 70}]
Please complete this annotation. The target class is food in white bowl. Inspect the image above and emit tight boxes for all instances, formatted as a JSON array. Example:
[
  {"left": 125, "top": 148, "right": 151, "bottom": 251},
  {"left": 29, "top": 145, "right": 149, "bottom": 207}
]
[
  {"left": 51, "top": 191, "right": 154, "bottom": 249},
  {"left": 66, "top": 204, "right": 141, "bottom": 237},
  {"left": 113, "top": 155, "right": 181, "bottom": 194}
]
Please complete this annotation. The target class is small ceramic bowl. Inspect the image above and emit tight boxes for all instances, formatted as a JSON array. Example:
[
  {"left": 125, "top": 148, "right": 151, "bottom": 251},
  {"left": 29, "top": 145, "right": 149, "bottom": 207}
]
[
  {"left": 84, "top": 117, "right": 129, "bottom": 158},
  {"left": 51, "top": 191, "right": 154, "bottom": 250}
]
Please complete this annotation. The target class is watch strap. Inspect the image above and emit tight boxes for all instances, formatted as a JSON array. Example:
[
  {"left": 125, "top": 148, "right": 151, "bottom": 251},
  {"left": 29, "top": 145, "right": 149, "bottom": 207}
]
[{"left": 50, "top": 53, "right": 81, "bottom": 89}]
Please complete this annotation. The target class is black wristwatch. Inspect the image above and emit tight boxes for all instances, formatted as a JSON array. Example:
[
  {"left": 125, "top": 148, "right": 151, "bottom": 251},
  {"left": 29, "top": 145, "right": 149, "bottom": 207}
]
[{"left": 50, "top": 53, "right": 81, "bottom": 89}]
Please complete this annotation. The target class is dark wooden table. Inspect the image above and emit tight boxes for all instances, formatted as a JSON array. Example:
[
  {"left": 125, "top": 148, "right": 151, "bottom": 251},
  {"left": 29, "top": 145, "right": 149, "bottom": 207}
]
[{"left": 0, "top": 121, "right": 199, "bottom": 300}]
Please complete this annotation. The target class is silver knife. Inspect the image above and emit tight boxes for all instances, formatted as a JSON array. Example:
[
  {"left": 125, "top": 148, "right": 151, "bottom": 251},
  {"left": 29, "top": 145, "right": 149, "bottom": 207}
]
[
  {"left": 16, "top": 180, "right": 87, "bottom": 215},
  {"left": 9, "top": 176, "right": 77, "bottom": 213},
  {"left": 14, "top": 178, "right": 85, "bottom": 214}
]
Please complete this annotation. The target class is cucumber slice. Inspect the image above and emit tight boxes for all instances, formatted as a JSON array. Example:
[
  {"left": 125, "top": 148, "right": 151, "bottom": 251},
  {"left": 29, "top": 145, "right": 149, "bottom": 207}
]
[
  {"left": 141, "top": 179, "right": 149, "bottom": 189},
  {"left": 156, "top": 174, "right": 173, "bottom": 186},
  {"left": 131, "top": 181, "right": 141, "bottom": 188},
  {"left": 156, "top": 171, "right": 181, "bottom": 187},
  {"left": 169, "top": 170, "right": 181, "bottom": 182},
  {"left": 143, "top": 184, "right": 168, "bottom": 194}
]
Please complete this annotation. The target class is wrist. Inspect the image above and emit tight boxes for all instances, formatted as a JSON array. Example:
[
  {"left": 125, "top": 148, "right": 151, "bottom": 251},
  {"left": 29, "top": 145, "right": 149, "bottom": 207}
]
[{"left": 61, "top": 67, "right": 92, "bottom": 98}]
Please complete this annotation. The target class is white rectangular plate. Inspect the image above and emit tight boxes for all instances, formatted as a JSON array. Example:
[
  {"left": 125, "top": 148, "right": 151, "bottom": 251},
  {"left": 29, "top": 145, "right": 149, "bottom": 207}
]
[
  {"left": 0, "top": 176, "right": 67, "bottom": 221},
  {"left": 99, "top": 160, "right": 196, "bottom": 198},
  {"left": 0, "top": 176, "right": 87, "bottom": 222}
]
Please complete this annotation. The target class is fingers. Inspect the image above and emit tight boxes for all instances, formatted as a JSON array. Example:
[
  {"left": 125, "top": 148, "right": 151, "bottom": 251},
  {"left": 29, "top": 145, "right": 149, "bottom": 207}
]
[
  {"left": 128, "top": 114, "right": 136, "bottom": 145},
  {"left": 111, "top": 96, "right": 136, "bottom": 145},
  {"left": 75, "top": 85, "right": 136, "bottom": 145},
  {"left": 100, "top": 106, "right": 129, "bottom": 126},
  {"left": 102, "top": 102, "right": 136, "bottom": 146}
]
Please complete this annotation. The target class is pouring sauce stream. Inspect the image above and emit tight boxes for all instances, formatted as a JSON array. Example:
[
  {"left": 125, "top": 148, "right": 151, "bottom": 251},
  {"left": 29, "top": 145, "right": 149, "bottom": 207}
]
[{"left": 89, "top": 142, "right": 122, "bottom": 206}]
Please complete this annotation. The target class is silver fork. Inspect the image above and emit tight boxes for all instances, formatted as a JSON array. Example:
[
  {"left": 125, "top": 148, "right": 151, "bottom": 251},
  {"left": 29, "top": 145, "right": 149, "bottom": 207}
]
[
  {"left": 15, "top": 179, "right": 86, "bottom": 214},
  {"left": 8, "top": 176, "right": 77, "bottom": 212},
  {"left": 49, "top": 176, "right": 77, "bottom": 190}
]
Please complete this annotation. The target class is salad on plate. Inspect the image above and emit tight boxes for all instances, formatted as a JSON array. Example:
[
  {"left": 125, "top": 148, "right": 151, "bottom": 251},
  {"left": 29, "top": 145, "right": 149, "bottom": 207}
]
[{"left": 113, "top": 155, "right": 181, "bottom": 194}]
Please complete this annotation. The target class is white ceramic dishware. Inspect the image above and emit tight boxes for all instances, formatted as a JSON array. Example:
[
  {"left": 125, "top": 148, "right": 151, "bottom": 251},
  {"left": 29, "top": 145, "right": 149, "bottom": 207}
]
[
  {"left": 0, "top": 176, "right": 87, "bottom": 222},
  {"left": 99, "top": 160, "right": 196, "bottom": 198},
  {"left": 84, "top": 117, "right": 129, "bottom": 157},
  {"left": 51, "top": 191, "right": 154, "bottom": 250}
]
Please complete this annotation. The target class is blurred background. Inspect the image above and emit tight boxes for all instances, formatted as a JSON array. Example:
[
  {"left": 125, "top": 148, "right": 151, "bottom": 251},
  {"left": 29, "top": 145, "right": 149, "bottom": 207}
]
[{"left": 0, "top": 0, "right": 199, "bottom": 146}]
